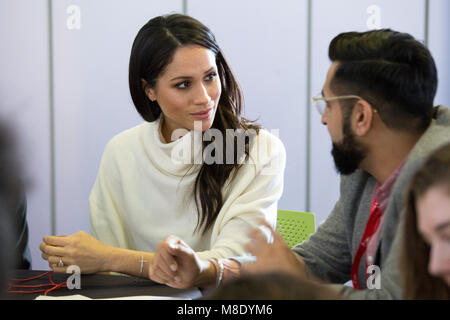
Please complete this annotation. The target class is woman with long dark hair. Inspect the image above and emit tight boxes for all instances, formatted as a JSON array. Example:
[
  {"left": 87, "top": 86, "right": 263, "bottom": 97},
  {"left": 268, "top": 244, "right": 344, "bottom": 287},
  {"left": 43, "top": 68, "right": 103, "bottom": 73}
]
[
  {"left": 400, "top": 142, "right": 450, "bottom": 299},
  {"left": 39, "top": 14, "right": 285, "bottom": 287}
]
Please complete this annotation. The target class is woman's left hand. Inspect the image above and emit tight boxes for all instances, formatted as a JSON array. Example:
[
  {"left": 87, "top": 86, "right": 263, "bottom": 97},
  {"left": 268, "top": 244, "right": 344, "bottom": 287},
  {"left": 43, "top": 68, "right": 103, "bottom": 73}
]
[{"left": 40, "top": 231, "right": 112, "bottom": 274}]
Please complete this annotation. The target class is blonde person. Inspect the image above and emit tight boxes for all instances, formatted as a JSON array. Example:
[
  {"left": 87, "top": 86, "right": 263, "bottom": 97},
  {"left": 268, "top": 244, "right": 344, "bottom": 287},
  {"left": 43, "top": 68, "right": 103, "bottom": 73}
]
[
  {"left": 40, "top": 14, "right": 285, "bottom": 287},
  {"left": 400, "top": 142, "right": 450, "bottom": 299}
]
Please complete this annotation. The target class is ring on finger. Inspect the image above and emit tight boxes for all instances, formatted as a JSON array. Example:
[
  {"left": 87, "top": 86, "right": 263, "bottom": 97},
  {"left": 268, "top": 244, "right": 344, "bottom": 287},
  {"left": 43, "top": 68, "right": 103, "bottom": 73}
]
[{"left": 58, "top": 257, "right": 64, "bottom": 267}]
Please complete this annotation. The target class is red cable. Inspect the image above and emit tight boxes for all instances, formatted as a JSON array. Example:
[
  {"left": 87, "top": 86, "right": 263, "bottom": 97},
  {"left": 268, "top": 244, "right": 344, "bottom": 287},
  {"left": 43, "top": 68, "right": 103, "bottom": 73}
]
[
  {"left": 7, "top": 271, "right": 67, "bottom": 296},
  {"left": 10, "top": 271, "right": 52, "bottom": 282}
]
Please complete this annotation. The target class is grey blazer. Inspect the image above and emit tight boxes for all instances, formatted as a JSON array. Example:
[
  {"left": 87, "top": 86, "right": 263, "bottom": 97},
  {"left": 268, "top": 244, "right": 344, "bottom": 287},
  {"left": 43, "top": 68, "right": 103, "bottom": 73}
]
[{"left": 293, "top": 105, "right": 450, "bottom": 299}]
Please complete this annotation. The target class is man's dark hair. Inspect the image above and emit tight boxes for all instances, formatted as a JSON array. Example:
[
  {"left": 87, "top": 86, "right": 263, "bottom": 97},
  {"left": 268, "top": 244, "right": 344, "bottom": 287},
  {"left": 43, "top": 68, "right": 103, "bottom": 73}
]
[{"left": 328, "top": 29, "right": 438, "bottom": 132}]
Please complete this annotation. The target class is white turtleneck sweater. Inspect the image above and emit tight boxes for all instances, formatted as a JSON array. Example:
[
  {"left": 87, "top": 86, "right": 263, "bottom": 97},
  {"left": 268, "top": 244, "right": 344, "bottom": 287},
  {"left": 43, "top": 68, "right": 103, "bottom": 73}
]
[{"left": 89, "top": 117, "right": 286, "bottom": 260}]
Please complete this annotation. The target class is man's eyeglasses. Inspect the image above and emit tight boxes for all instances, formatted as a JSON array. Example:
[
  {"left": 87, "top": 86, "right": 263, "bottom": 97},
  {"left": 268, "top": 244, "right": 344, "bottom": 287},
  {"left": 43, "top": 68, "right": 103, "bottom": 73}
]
[{"left": 312, "top": 93, "right": 369, "bottom": 116}]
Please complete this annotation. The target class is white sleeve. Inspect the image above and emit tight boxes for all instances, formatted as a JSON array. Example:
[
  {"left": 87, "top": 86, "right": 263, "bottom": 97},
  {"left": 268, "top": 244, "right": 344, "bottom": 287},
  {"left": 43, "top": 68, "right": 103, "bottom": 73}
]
[
  {"left": 89, "top": 139, "right": 129, "bottom": 249},
  {"left": 196, "top": 132, "right": 286, "bottom": 260}
]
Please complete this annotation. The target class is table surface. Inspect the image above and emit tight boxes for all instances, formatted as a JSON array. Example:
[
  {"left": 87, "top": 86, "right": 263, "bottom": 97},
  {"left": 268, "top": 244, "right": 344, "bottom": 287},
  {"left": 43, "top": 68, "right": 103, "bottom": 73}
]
[{"left": 3, "top": 269, "right": 203, "bottom": 300}]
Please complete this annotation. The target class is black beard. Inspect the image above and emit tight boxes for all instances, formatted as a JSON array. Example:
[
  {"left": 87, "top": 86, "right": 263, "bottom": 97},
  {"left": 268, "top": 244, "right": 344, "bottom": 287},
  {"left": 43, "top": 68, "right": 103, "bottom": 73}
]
[{"left": 331, "top": 121, "right": 367, "bottom": 175}]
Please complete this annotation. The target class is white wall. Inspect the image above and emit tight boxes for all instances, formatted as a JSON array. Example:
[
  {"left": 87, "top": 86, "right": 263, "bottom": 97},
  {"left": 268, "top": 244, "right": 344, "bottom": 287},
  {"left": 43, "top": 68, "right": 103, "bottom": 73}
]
[
  {"left": 429, "top": 0, "right": 450, "bottom": 108},
  {"left": 51, "top": 0, "right": 184, "bottom": 270},
  {"left": 0, "top": 0, "right": 448, "bottom": 270},
  {"left": 0, "top": 0, "right": 52, "bottom": 270}
]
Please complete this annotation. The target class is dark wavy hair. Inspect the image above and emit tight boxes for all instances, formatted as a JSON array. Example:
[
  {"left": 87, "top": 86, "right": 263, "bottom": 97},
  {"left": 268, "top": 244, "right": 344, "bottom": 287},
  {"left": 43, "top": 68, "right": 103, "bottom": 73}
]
[
  {"left": 400, "top": 142, "right": 450, "bottom": 299},
  {"left": 328, "top": 29, "right": 437, "bottom": 132},
  {"left": 128, "top": 14, "right": 260, "bottom": 234}
]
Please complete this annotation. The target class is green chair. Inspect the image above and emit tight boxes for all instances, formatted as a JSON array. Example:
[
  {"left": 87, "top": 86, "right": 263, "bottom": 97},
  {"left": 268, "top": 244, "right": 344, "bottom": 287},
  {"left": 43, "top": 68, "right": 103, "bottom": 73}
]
[{"left": 276, "top": 210, "right": 315, "bottom": 248}]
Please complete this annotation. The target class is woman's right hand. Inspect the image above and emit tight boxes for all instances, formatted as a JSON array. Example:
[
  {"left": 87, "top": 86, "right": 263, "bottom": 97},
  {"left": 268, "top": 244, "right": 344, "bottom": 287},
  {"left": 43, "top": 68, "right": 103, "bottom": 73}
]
[
  {"left": 149, "top": 235, "right": 214, "bottom": 289},
  {"left": 40, "top": 230, "right": 112, "bottom": 274}
]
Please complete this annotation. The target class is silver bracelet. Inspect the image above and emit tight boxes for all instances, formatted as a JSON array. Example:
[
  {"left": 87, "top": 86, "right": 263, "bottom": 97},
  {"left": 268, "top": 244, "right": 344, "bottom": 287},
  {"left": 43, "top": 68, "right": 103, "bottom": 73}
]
[
  {"left": 215, "top": 258, "right": 224, "bottom": 287},
  {"left": 139, "top": 254, "right": 147, "bottom": 276}
]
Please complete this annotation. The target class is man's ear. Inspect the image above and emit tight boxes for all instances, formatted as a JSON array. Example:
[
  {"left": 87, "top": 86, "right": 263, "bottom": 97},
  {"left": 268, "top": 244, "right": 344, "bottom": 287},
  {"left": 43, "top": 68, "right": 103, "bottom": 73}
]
[
  {"left": 141, "top": 79, "right": 156, "bottom": 102},
  {"left": 352, "top": 99, "right": 375, "bottom": 137}
]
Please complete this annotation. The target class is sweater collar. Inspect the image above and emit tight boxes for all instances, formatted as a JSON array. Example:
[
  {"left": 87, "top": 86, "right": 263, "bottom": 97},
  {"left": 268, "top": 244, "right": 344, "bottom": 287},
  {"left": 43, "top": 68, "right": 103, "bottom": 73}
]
[{"left": 142, "top": 116, "right": 202, "bottom": 177}]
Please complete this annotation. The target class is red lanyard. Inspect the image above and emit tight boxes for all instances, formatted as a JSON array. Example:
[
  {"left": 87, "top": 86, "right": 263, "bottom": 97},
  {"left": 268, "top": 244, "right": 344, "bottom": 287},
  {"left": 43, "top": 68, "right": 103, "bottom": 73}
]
[{"left": 351, "top": 198, "right": 382, "bottom": 290}]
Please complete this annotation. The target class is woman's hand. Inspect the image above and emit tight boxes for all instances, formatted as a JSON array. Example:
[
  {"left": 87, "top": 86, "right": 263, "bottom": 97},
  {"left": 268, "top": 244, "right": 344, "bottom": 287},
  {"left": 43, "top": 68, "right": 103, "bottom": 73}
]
[
  {"left": 40, "top": 231, "right": 112, "bottom": 274},
  {"left": 149, "top": 235, "right": 213, "bottom": 289}
]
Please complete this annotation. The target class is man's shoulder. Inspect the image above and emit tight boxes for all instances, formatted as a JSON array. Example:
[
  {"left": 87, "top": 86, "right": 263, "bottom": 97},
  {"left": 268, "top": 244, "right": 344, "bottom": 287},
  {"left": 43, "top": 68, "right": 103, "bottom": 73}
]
[
  {"left": 336, "top": 170, "right": 376, "bottom": 220},
  {"left": 414, "top": 106, "right": 450, "bottom": 152},
  {"left": 106, "top": 122, "right": 149, "bottom": 148},
  {"left": 397, "top": 106, "right": 450, "bottom": 185},
  {"left": 339, "top": 169, "right": 373, "bottom": 194}
]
